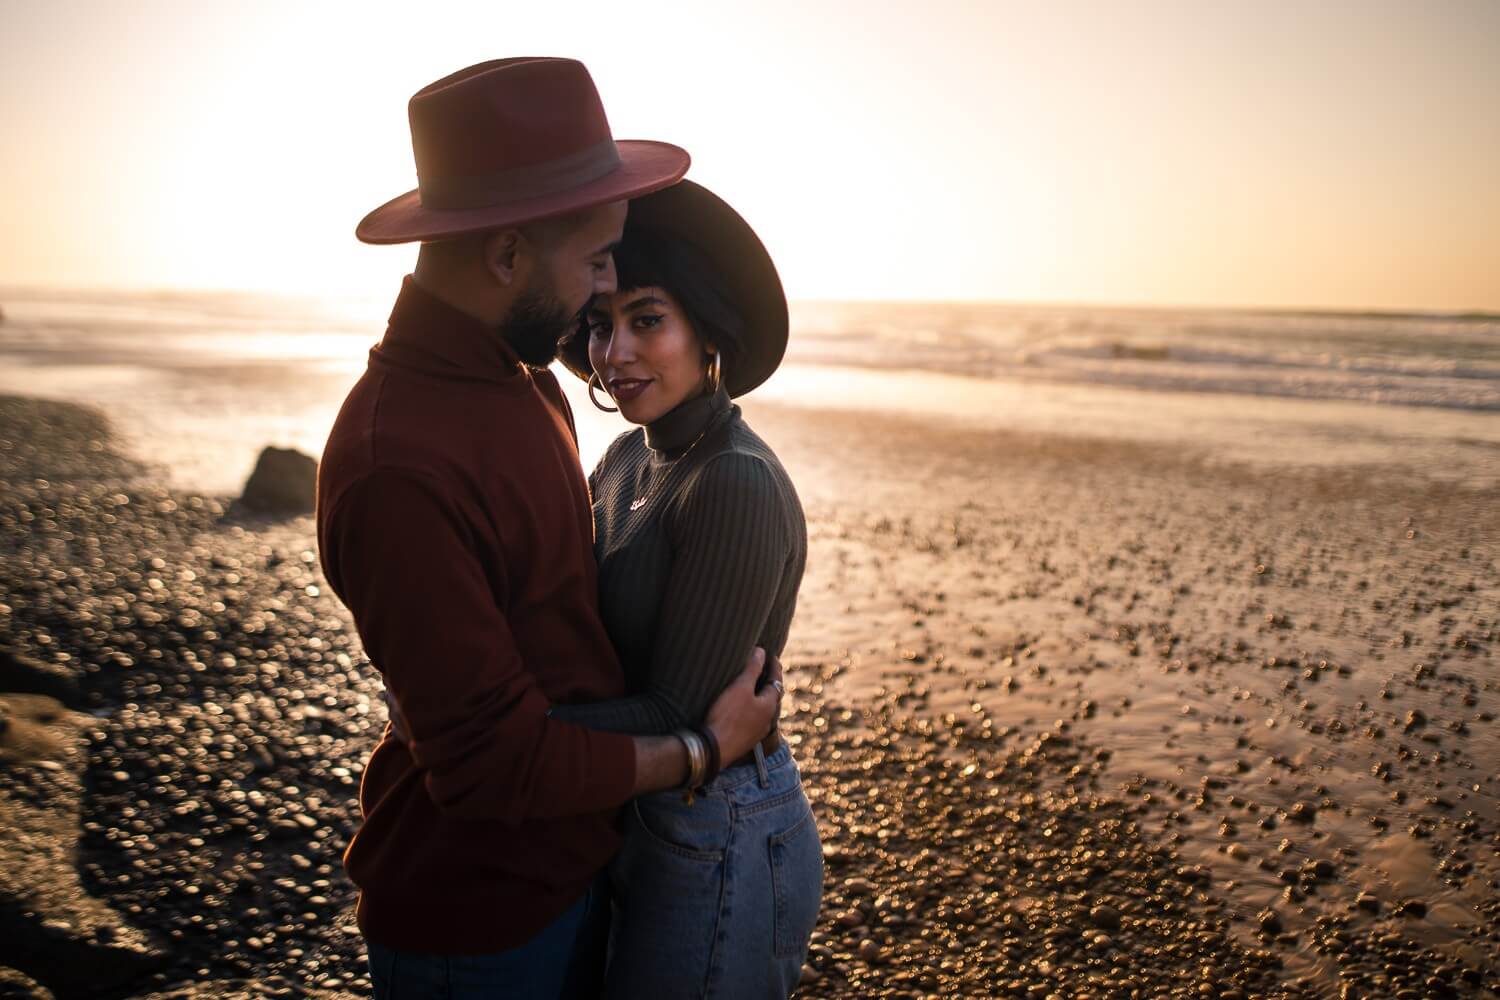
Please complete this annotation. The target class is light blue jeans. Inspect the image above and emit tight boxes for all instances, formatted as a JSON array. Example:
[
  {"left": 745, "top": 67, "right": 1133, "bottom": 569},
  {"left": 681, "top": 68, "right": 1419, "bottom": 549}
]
[{"left": 604, "top": 741, "right": 823, "bottom": 1000}]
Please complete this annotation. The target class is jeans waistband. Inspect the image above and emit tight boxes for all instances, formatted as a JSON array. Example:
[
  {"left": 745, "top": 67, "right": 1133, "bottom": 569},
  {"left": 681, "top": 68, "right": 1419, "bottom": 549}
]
[{"left": 700, "top": 739, "right": 793, "bottom": 794}]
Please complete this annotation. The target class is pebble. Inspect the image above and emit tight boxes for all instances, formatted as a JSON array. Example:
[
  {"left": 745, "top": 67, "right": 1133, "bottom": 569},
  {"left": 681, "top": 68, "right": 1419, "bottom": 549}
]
[
  {"left": 6, "top": 394, "right": 1497, "bottom": 1000},
  {"left": 1088, "top": 904, "right": 1121, "bottom": 931},
  {"left": 1307, "top": 858, "right": 1336, "bottom": 880}
]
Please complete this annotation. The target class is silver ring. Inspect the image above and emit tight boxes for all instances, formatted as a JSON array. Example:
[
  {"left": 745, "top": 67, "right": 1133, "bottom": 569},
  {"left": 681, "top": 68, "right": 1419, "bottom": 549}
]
[{"left": 770, "top": 679, "right": 785, "bottom": 696}]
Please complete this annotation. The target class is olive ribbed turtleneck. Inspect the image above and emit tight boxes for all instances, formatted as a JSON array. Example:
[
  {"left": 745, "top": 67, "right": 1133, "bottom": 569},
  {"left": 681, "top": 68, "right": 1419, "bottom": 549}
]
[{"left": 550, "top": 386, "right": 807, "bottom": 734}]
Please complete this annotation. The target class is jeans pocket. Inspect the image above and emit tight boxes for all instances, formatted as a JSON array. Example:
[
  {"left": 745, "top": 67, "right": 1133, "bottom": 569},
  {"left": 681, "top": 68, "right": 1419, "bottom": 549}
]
[
  {"left": 606, "top": 801, "right": 728, "bottom": 999},
  {"left": 630, "top": 796, "right": 727, "bottom": 862},
  {"left": 769, "top": 806, "right": 823, "bottom": 959}
]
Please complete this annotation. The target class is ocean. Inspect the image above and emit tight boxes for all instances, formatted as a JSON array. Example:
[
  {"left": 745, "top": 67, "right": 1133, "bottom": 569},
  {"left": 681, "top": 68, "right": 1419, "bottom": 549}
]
[{"left": 2, "top": 287, "right": 1499, "bottom": 495}]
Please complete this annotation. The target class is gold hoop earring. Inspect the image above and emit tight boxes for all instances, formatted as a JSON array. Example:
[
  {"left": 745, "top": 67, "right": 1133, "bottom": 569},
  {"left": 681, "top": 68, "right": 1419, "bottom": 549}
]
[
  {"left": 588, "top": 372, "right": 618, "bottom": 413},
  {"left": 706, "top": 351, "right": 722, "bottom": 395}
]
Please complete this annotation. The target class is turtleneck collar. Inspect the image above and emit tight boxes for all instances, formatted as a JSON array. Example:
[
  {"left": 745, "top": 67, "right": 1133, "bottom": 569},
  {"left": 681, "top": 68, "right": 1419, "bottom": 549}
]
[
  {"left": 371, "top": 276, "right": 530, "bottom": 389},
  {"left": 644, "top": 385, "right": 732, "bottom": 454}
]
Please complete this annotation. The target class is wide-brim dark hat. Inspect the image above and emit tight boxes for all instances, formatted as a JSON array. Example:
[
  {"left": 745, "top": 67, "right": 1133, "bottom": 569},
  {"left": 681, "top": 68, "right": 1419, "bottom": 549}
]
[
  {"left": 357, "top": 57, "right": 690, "bottom": 244},
  {"left": 558, "top": 179, "right": 789, "bottom": 397}
]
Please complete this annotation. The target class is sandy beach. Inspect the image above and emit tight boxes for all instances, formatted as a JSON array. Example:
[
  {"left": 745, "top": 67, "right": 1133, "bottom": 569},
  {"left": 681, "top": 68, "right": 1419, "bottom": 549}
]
[
  {"left": 2, "top": 373, "right": 1496, "bottom": 998},
  {"left": 752, "top": 400, "right": 1499, "bottom": 998}
]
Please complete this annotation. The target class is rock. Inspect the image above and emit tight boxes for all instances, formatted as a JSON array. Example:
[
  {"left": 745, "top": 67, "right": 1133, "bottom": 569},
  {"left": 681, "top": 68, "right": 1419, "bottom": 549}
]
[
  {"left": 0, "top": 695, "right": 72, "bottom": 766},
  {"left": 239, "top": 446, "right": 317, "bottom": 515},
  {"left": 0, "top": 698, "right": 169, "bottom": 994},
  {"left": 0, "top": 649, "right": 79, "bottom": 709},
  {"left": 836, "top": 908, "right": 865, "bottom": 928},
  {"left": 1288, "top": 802, "right": 1316, "bottom": 823},
  {"left": 1396, "top": 899, "right": 1427, "bottom": 918},
  {"left": 0, "top": 396, "right": 140, "bottom": 482},
  {"left": 0, "top": 966, "right": 54, "bottom": 999},
  {"left": 1257, "top": 909, "right": 1283, "bottom": 934},
  {"left": 1089, "top": 904, "right": 1122, "bottom": 931},
  {"left": 1356, "top": 891, "right": 1381, "bottom": 914}
]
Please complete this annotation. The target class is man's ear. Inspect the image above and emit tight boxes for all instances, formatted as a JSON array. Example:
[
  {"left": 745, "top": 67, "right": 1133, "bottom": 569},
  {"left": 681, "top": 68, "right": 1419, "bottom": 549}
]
[{"left": 483, "top": 229, "right": 525, "bottom": 287}]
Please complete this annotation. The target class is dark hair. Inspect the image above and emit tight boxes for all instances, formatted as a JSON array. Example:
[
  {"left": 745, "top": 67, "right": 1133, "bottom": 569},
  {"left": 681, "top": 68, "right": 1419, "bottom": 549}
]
[{"left": 611, "top": 224, "right": 746, "bottom": 373}]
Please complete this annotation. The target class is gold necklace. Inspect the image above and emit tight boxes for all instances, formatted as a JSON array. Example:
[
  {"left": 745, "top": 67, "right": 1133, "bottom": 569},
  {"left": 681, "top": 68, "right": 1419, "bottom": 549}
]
[{"left": 629, "top": 425, "right": 713, "bottom": 512}]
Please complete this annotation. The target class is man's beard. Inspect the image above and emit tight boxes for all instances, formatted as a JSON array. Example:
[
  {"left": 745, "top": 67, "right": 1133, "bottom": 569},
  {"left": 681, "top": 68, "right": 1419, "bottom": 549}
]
[{"left": 500, "top": 278, "right": 581, "bottom": 370}]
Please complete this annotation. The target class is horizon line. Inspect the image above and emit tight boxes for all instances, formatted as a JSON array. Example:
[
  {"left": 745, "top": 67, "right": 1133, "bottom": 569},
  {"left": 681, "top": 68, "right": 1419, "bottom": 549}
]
[{"left": 1, "top": 282, "right": 1496, "bottom": 324}]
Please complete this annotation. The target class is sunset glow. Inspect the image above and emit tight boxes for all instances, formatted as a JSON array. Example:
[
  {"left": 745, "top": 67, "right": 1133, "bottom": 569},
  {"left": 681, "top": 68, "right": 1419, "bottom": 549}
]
[{"left": 2, "top": 0, "right": 1497, "bottom": 311}]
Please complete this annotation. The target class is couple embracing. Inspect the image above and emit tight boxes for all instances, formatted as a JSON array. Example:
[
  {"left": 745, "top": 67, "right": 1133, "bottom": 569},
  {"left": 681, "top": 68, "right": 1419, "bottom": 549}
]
[{"left": 316, "top": 57, "right": 821, "bottom": 999}]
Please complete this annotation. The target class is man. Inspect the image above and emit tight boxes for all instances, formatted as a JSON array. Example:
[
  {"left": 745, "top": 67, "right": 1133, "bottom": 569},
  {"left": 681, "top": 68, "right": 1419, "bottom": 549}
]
[{"left": 316, "top": 58, "right": 783, "bottom": 997}]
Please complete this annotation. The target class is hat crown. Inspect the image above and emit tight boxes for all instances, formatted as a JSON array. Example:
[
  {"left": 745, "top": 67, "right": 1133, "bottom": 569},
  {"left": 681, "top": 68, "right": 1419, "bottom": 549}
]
[
  {"left": 408, "top": 58, "right": 619, "bottom": 210},
  {"left": 355, "top": 56, "right": 689, "bottom": 244}
]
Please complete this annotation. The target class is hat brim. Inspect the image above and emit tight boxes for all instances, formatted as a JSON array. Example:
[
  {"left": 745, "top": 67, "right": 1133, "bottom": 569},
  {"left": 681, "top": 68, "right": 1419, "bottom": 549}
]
[
  {"left": 355, "top": 140, "right": 690, "bottom": 245},
  {"left": 559, "top": 179, "right": 788, "bottom": 398}
]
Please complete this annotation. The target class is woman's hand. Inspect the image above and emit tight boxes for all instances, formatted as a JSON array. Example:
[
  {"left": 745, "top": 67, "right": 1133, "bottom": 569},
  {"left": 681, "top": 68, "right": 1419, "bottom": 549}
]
[{"left": 704, "top": 647, "right": 783, "bottom": 763}]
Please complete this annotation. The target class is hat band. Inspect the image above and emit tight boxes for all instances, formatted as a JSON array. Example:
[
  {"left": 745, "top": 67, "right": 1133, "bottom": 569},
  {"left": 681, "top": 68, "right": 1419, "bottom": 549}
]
[{"left": 419, "top": 139, "right": 623, "bottom": 211}]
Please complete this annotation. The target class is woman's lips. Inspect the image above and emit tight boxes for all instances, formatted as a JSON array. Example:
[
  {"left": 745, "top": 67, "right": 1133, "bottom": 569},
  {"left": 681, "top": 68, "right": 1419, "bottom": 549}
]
[{"left": 608, "top": 377, "right": 652, "bottom": 403}]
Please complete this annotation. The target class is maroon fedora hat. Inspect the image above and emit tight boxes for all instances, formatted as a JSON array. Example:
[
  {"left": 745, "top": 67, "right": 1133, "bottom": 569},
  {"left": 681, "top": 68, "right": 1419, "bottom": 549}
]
[{"left": 356, "top": 58, "right": 690, "bottom": 244}]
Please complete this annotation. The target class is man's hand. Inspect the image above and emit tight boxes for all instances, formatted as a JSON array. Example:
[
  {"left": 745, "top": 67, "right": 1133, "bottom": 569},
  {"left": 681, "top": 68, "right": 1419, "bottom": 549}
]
[
  {"left": 627, "top": 648, "right": 784, "bottom": 796},
  {"left": 704, "top": 647, "right": 783, "bottom": 763}
]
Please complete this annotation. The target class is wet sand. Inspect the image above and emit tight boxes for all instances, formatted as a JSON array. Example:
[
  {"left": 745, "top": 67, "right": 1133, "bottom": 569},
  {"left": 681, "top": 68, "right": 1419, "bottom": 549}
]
[
  {"left": 1, "top": 390, "right": 1496, "bottom": 998},
  {"left": 746, "top": 399, "right": 1500, "bottom": 997}
]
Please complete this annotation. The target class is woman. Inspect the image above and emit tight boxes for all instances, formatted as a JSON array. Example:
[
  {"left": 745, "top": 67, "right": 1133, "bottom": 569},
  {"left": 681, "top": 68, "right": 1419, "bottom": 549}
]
[{"left": 551, "top": 180, "right": 822, "bottom": 999}]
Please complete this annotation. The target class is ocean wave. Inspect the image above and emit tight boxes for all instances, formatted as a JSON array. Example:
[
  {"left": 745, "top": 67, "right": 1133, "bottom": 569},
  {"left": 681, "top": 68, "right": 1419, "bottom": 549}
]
[
  {"left": 6, "top": 292, "right": 1500, "bottom": 412},
  {"left": 1014, "top": 360, "right": 1500, "bottom": 411},
  {"left": 1024, "top": 335, "right": 1500, "bottom": 382},
  {"left": 786, "top": 303, "right": 1500, "bottom": 411}
]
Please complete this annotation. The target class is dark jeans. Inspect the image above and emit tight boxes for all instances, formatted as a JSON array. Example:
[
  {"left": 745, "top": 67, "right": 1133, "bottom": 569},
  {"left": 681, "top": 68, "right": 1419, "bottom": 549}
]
[{"left": 366, "top": 874, "right": 610, "bottom": 1000}]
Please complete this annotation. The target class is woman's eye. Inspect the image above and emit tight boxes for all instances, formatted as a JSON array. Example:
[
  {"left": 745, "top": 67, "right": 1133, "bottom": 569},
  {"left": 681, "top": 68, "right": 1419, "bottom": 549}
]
[
  {"left": 633, "top": 313, "right": 663, "bottom": 330},
  {"left": 586, "top": 317, "right": 611, "bottom": 339}
]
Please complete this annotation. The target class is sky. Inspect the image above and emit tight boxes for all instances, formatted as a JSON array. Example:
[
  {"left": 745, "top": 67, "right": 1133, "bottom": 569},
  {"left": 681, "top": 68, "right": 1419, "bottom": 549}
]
[{"left": 1, "top": 0, "right": 1497, "bottom": 311}]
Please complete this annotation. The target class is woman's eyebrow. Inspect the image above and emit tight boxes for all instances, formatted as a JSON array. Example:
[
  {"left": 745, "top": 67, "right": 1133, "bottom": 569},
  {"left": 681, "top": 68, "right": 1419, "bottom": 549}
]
[{"left": 622, "top": 294, "right": 668, "bottom": 312}]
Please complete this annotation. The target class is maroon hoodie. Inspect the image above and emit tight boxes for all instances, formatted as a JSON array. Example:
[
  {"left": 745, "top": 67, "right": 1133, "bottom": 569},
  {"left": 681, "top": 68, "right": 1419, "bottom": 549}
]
[{"left": 317, "top": 277, "right": 636, "bottom": 953}]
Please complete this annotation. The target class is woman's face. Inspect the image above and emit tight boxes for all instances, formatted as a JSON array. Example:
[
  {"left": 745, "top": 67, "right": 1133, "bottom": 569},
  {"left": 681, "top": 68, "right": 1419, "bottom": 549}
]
[{"left": 587, "top": 285, "right": 713, "bottom": 425}]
